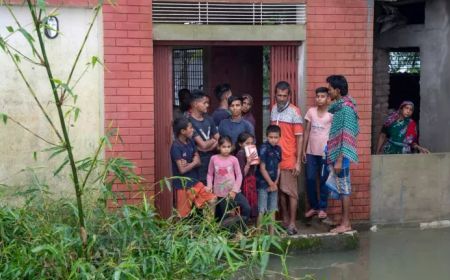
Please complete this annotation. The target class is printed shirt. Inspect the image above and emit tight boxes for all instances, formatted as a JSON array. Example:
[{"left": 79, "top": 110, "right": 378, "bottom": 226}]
[
  {"left": 256, "top": 142, "right": 282, "bottom": 189},
  {"left": 170, "top": 138, "right": 199, "bottom": 189},
  {"left": 189, "top": 115, "right": 218, "bottom": 142},
  {"left": 270, "top": 103, "right": 304, "bottom": 170},
  {"left": 304, "top": 107, "right": 333, "bottom": 156},
  {"left": 218, "top": 117, "right": 255, "bottom": 145},
  {"left": 207, "top": 155, "right": 243, "bottom": 197}
]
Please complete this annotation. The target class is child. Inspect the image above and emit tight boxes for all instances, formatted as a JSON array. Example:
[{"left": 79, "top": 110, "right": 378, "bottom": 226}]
[
  {"left": 236, "top": 132, "right": 259, "bottom": 219},
  {"left": 207, "top": 136, "right": 251, "bottom": 225},
  {"left": 256, "top": 125, "right": 282, "bottom": 234},
  {"left": 302, "top": 87, "right": 333, "bottom": 219},
  {"left": 212, "top": 83, "right": 232, "bottom": 127},
  {"left": 170, "top": 117, "right": 217, "bottom": 218},
  {"left": 218, "top": 96, "right": 255, "bottom": 146},
  {"left": 188, "top": 90, "right": 220, "bottom": 184}
]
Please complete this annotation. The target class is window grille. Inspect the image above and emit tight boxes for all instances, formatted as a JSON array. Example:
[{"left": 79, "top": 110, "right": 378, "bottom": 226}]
[
  {"left": 389, "top": 51, "right": 420, "bottom": 74},
  {"left": 173, "top": 48, "right": 204, "bottom": 105}
]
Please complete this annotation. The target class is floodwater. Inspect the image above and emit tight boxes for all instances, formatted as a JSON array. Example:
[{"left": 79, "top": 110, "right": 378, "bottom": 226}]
[{"left": 267, "top": 227, "right": 450, "bottom": 280}]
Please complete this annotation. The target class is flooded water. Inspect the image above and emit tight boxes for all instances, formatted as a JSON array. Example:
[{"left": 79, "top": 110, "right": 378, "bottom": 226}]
[{"left": 268, "top": 227, "right": 450, "bottom": 280}]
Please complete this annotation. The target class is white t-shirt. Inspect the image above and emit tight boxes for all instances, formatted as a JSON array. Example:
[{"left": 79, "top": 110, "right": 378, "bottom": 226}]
[{"left": 304, "top": 107, "right": 333, "bottom": 156}]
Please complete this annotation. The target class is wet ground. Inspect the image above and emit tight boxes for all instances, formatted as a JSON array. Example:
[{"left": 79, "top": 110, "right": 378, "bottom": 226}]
[{"left": 267, "top": 227, "right": 450, "bottom": 280}]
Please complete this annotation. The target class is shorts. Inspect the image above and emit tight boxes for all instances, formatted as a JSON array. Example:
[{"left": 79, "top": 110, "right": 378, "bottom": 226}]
[
  {"left": 279, "top": 169, "right": 298, "bottom": 199},
  {"left": 176, "top": 182, "right": 217, "bottom": 217},
  {"left": 258, "top": 188, "right": 278, "bottom": 214}
]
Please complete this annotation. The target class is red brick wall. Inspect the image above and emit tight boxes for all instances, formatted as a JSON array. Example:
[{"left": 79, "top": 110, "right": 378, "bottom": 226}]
[
  {"left": 306, "top": 0, "right": 373, "bottom": 220},
  {"left": 103, "top": 0, "right": 155, "bottom": 206}
]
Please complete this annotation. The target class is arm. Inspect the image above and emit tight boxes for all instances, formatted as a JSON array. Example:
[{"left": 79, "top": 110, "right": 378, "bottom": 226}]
[
  {"left": 293, "top": 134, "right": 303, "bottom": 176},
  {"left": 175, "top": 154, "right": 200, "bottom": 175},
  {"left": 412, "top": 143, "right": 430, "bottom": 154},
  {"left": 193, "top": 135, "right": 216, "bottom": 151},
  {"left": 231, "top": 157, "right": 243, "bottom": 195},
  {"left": 376, "top": 132, "right": 387, "bottom": 154},
  {"left": 206, "top": 156, "right": 215, "bottom": 189},
  {"left": 302, "top": 120, "right": 311, "bottom": 163},
  {"left": 237, "top": 152, "right": 250, "bottom": 177},
  {"left": 260, "top": 162, "right": 277, "bottom": 191}
]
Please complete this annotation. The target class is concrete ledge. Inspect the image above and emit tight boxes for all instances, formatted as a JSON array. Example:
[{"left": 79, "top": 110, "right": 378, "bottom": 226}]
[
  {"left": 153, "top": 24, "right": 305, "bottom": 41},
  {"left": 279, "top": 231, "right": 359, "bottom": 254}
]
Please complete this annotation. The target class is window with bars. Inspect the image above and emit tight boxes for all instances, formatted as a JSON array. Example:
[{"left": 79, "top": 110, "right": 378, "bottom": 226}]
[
  {"left": 389, "top": 50, "right": 420, "bottom": 74},
  {"left": 172, "top": 48, "right": 204, "bottom": 106}
]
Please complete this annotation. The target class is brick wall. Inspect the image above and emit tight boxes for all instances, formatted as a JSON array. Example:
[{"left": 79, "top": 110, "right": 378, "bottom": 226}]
[
  {"left": 103, "top": 0, "right": 155, "bottom": 206},
  {"left": 306, "top": 0, "right": 373, "bottom": 220}
]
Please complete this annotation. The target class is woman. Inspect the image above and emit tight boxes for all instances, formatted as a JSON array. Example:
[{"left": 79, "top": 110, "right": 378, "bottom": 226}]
[
  {"left": 241, "top": 94, "right": 256, "bottom": 128},
  {"left": 376, "top": 101, "right": 429, "bottom": 154}
]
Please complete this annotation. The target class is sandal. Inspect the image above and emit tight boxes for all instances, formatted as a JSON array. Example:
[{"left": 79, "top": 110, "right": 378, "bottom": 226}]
[
  {"left": 318, "top": 210, "right": 327, "bottom": 219},
  {"left": 286, "top": 225, "right": 298, "bottom": 236},
  {"left": 304, "top": 209, "right": 317, "bottom": 218},
  {"left": 330, "top": 225, "right": 352, "bottom": 234}
]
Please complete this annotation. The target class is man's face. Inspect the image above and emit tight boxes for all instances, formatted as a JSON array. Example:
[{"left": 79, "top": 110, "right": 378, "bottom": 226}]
[
  {"left": 229, "top": 100, "right": 243, "bottom": 117},
  {"left": 193, "top": 97, "right": 209, "bottom": 113},
  {"left": 275, "top": 89, "right": 290, "bottom": 106},
  {"left": 327, "top": 83, "right": 339, "bottom": 101}
]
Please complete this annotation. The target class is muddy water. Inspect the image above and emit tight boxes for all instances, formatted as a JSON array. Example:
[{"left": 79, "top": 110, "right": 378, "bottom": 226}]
[{"left": 268, "top": 228, "right": 450, "bottom": 280}]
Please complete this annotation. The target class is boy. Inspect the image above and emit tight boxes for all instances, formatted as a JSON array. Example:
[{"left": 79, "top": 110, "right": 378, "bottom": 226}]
[
  {"left": 170, "top": 117, "right": 216, "bottom": 218},
  {"left": 188, "top": 90, "right": 220, "bottom": 184},
  {"left": 212, "top": 83, "right": 232, "bottom": 127},
  {"left": 218, "top": 96, "right": 255, "bottom": 146},
  {"left": 302, "top": 87, "right": 333, "bottom": 219},
  {"left": 256, "top": 125, "right": 282, "bottom": 234},
  {"left": 326, "top": 75, "right": 359, "bottom": 233}
]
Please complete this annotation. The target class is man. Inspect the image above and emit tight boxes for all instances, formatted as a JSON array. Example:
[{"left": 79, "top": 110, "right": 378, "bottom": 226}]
[
  {"left": 326, "top": 75, "right": 359, "bottom": 233},
  {"left": 270, "top": 81, "right": 303, "bottom": 235}
]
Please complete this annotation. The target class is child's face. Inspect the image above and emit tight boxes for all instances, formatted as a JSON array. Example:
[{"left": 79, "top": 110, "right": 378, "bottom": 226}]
[
  {"left": 193, "top": 97, "right": 209, "bottom": 113},
  {"left": 181, "top": 123, "right": 194, "bottom": 138},
  {"left": 219, "top": 141, "right": 233, "bottom": 156},
  {"left": 242, "top": 98, "right": 252, "bottom": 113},
  {"left": 229, "top": 100, "right": 243, "bottom": 117},
  {"left": 267, "top": 132, "right": 280, "bottom": 146},
  {"left": 239, "top": 137, "right": 254, "bottom": 148},
  {"left": 315, "top": 92, "right": 329, "bottom": 107},
  {"left": 401, "top": 104, "right": 414, "bottom": 118}
]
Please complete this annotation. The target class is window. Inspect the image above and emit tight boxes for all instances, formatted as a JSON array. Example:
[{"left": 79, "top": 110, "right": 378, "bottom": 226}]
[
  {"left": 172, "top": 48, "right": 204, "bottom": 105},
  {"left": 389, "top": 48, "right": 420, "bottom": 74}
]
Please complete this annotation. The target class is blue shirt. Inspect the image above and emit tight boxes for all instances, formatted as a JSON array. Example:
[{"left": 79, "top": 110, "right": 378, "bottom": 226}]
[
  {"left": 212, "top": 108, "right": 231, "bottom": 127},
  {"left": 256, "top": 142, "right": 282, "bottom": 189},
  {"left": 218, "top": 117, "right": 255, "bottom": 145},
  {"left": 170, "top": 138, "right": 199, "bottom": 189}
]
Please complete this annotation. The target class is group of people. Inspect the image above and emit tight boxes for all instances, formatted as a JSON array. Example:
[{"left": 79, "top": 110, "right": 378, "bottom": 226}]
[{"left": 170, "top": 75, "right": 361, "bottom": 235}]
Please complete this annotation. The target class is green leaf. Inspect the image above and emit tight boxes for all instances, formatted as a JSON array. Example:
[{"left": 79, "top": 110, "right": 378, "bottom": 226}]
[
  {"left": 33, "top": 151, "right": 38, "bottom": 161},
  {"left": 0, "top": 37, "right": 5, "bottom": 52},
  {"left": 18, "top": 27, "right": 35, "bottom": 43},
  {"left": 14, "top": 53, "right": 20, "bottom": 63},
  {"left": 37, "top": 0, "right": 47, "bottom": 12},
  {"left": 54, "top": 158, "right": 69, "bottom": 176},
  {"left": 74, "top": 107, "right": 81, "bottom": 122},
  {"left": 6, "top": 26, "right": 14, "bottom": 33},
  {"left": 0, "top": 113, "right": 8, "bottom": 124}
]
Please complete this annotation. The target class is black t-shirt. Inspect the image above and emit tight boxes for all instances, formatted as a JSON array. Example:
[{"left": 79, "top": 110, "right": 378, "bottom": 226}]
[
  {"left": 189, "top": 115, "right": 218, "bottom": 142},
  {"left": 170, "top": 138, "right": 199, "bottom": 189}
]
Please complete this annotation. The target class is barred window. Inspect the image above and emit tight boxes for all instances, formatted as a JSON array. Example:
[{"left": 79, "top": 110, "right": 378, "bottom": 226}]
[
  {"left": 389, "top": 50, "right": 420, "bottom": 74},
  {"left": 172, "top": 48, "right": 204, "bottom": 106}
]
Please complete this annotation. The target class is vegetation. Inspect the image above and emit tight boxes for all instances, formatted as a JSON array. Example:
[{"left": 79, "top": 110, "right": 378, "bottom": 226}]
[{"left": 0, "top": 1, "right": 298, "bottom": 279}]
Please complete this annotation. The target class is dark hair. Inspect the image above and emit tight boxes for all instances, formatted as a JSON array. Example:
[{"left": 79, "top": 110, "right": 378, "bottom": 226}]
[
  {"left": 178, "top": 88, "right": 191, "bottom": 112},
  {"left": 227, "top": 95, "right": 243, "bottom": 107},
  {"left": 266, "top": 125, "right": 281, "bottom": 136},
  {"left": 173, "top": 117, "right": 191, "bottom": 136},
  {"left": 237, "top": 132, "right": 254, "bottom": 145},
  {"left": 326, "top": 75, "right": 348, "bottom": 96},
  {"left": 189, "top": 89, "right": 206, "bottom": 104},
  {"left": 242, "top": 94, "right": 254, "bottom": 105},
  {"left": 214, "top": 83, "right": 232, "bottom": 101},
  {"left": 218, "top": 135, "right": 232, "bottom": 146},
  {"left": 315, "top": 87, "right": 329, "bottom": 95},
  {"left": 274, "top": 81, "right": 291, "bottom": 95}
]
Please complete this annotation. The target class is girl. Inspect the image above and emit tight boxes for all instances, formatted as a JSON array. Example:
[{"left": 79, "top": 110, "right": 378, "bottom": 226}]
[
  {"left": 376, "top": 101, "right": 430, "bottom": 154},
  {"left": 207, "top": 136, "right": 251, "bottom": 224},
  {"left": 236, "top": 133, "right": 259, "bottom": 219}
]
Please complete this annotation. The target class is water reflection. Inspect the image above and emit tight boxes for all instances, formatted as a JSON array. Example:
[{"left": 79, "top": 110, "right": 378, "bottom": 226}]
[{"left": 268, "top": 228, "right": 450, "bottom": 280}]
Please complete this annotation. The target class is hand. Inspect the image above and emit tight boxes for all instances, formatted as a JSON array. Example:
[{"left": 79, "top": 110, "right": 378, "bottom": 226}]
[
  {"left": 229, "top": 191, "right": 237, "bottom": 199},
  {"left": 334, "top": 159, "right": 343, "bottom": 175},
  {"left": 302, "top": 153, "right": 307, "bottom": 164},
  {"left": 205, "top": 186, "right": 213, "bottom": 193},
  {"left": 418, "top": 146, "right": 430, "bottom": 154},
  {"left": 292, "top": 161, "right": 301, "bottom": 177},
  {"left": 192, "top": 156, "right": 201, "bottom": 167},
  {"left": 179, "top": 159, "right": 187, "bottom": 167},
  {"left": 268, "top": 182, "right": 278, "bottom": 192},
  {"left": 247, "top": 152, "right": 258, "bottom": 164}
]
